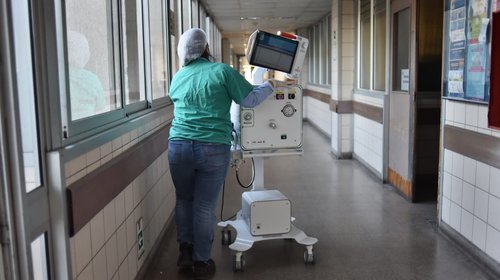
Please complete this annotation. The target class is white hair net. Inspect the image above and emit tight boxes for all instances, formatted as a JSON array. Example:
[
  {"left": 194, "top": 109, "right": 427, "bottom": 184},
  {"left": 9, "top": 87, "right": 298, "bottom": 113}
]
[
  {"left": 177, "top": 28, "right": 208, "bottom": 66},
  {"left": 67, "top": 30, "right": 91, "bottom": 68}
]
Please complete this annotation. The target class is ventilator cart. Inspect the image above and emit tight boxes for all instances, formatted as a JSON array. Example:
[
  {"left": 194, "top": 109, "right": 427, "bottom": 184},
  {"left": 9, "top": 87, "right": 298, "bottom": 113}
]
[{"left": 217, "top": 30, "right": 317, "bottom": 271}]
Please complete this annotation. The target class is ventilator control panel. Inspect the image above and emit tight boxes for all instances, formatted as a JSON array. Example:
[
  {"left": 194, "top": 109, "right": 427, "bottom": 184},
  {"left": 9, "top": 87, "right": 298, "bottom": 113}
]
[{"left": 240, "top": 85, "right": 302, "bottom": 150}]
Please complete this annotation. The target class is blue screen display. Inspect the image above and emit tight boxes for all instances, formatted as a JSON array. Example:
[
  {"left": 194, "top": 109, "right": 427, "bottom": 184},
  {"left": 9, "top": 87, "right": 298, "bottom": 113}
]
[{"left": 249, "top": 31, "right": 299, "bottom": 73}]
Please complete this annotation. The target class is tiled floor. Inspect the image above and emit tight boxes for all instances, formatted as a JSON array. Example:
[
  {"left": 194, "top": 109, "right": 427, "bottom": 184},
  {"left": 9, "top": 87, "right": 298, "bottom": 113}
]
[{"left": 143, "top": 123, "right": 493, "bottom": 280}]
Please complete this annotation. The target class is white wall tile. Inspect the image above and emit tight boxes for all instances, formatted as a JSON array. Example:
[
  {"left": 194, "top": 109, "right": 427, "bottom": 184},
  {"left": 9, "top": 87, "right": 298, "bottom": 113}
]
[
  {"left": 463, "top": 156, "right": 476, "bottom": 185},
  {"left": 118, "top": 260, "right": 129, "bottom": 280},
  {"left": 100, "top": 142, "right": 112, "bottom": 158},
  {"left": 112, "top": 137, "right": 122, "bottom": 152},
  {"left": 488, "top": 195, "right": 500, "bottom": 231},
  {"left": 477, "top": 105, "right": 489, "bottom": 129},
  {"left": 474, "top": 188, "right": 489, "bottom": 221},
  {"left": 125, "top": 183, "right": 135, "bottom": 217},
  {"left": 460, "top": 209, "right": 473, "bottom": 241},
  {"left": 476, "top": 161, "right": 490, "bottom": 192},
  {"left": 103, "top": 200, "right": 116, "bottom": 242},
  {"left": 115, "top": 192, "right": 126, "bottom": 227},
  {"left": 451, "top": 152, "right": 464, "bottom": 179},
  {"left": 454, "top": 102, "right": 466, "bottom": 124},
  {"left": 77, "top": 262, "right": 94, "bottom": 280},
  {"left": 465, "top": 104, "right": 478, "bottom": 127},
  {"left": 116, "top": 223, "right": 127, "bottom": 266},
  {"left": 126, "top": 213, "right": 136, "bottom": 252},
  {"left": 70, "top": 238, "right": 77, "bottom": 279},
  {"left": 86, "top": 148, "right": 101, "bottom": 166},
  {"left": 486, "top": 226, "right": 500, "bottom": 263},
  {"left": 490, "top": 166, "right": 500, "bottom": 198},
  {"left": 444, "top": 149, "right": 453, "bottom": 173},
  {"left": 74, "top": 224, "right": 92, "bottom": 276},
  {"left": 127, "top": 246, "right": 138, "bottom": 279},
  {"left": 462, "top": 182, "right": 475, "bottom": 213},
  {"left": 445, "top": 100, "right": 454, "bottom": 121},
  {"left": 92, "top": 248, "right": 107, "bottom": 280},
  {"left": 105, "top": 234, "right": 118, "bottom": 280},
  {"left": 473, "top": 217, "right": 487, "bottom": 251},
  {"left": 90, "top": 211, "right": 106, "bottom": 256},
  {"left": 450, "top": 202, "right": 461, "bottom": 232},
  {"left": 451, "top": 176, "right": 463, "bottom": 205}
]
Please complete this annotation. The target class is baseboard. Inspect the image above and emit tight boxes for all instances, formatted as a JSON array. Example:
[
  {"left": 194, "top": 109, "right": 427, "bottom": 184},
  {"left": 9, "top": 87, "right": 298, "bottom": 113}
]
[{"left": 439, "top": 222, "right": 500, "bottom": 279}]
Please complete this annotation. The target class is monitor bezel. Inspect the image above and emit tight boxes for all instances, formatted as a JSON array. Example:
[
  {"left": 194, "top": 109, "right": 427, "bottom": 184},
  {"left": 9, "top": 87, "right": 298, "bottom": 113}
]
[{"left": 248, "top": 30, "right": 299, "bottom": 74}]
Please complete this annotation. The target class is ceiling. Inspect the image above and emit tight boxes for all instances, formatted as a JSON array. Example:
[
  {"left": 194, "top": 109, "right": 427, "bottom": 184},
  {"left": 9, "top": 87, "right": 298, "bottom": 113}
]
[{"left": 198, "top": 0, "right": 332, "bottom": 55}]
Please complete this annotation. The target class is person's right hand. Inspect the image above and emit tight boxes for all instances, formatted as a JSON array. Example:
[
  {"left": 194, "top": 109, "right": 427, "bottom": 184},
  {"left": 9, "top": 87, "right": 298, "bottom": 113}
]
[{"left": 267, "top": 79, "right": 288, "bottom": 89}]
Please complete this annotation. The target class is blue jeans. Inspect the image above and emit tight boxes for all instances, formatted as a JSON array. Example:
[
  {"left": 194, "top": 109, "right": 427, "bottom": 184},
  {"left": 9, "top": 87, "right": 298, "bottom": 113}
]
[{"left": 168, "top": 140, "right": 230, "bottom": 262}]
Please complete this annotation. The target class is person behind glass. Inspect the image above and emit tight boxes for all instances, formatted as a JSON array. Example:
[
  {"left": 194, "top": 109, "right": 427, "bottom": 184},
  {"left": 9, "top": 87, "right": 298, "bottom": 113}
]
[
  {"left": 168, "top": 28, "right": 281, "bottom": 279},
  {"left": 67, "top": 30, "right": 105, "bottom": 120}
]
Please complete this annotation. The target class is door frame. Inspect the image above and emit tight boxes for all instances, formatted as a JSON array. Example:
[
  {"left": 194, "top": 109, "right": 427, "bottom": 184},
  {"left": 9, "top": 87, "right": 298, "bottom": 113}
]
[{"left": 388, "top": 0, "right": 417, "bottom": 200}]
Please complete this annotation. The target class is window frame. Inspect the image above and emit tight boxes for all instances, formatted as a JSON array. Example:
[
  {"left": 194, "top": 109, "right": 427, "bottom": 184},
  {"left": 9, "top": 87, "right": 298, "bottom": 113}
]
[{"left": 356, "top": 0, "right": 388, "bottom": 93}]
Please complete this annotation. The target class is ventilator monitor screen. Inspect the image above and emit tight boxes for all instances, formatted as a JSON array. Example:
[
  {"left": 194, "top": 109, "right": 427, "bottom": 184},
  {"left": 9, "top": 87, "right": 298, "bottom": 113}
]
[{"left": 249, "top": 30, "right": 298, "bottom": 73}]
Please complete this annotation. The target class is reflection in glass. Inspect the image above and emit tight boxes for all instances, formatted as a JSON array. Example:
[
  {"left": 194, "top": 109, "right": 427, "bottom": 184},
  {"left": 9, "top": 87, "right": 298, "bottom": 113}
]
[
  {"left": 65, "top": 0, "right": 121, "bottom": 120},
  {"left": 67, "top": 31, "right": 105, "bottom": 120},
  {"left": 149, "top": 0, "right": 169, "bottom": 99},
  {"left": 31, "top": 234, "right": 49, "bottom": 280}
]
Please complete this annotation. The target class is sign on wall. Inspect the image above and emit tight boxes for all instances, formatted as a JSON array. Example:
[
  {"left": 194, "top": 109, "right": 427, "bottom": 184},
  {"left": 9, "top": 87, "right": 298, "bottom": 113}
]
[{"left": 444, "top": 0, "right": 492, "bottom": 103}]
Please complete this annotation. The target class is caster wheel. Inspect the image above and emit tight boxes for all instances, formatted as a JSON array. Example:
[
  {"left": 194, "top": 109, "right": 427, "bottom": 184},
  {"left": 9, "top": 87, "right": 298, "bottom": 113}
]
[
  {"left": 232, "top": 254, "right": 245, "bottom": 272},
  {"left": 304, "top": 250, "right": 315, "bottom": 264},
  {"left": 221, "top": 229, "right": 232, "bottom": 245}
]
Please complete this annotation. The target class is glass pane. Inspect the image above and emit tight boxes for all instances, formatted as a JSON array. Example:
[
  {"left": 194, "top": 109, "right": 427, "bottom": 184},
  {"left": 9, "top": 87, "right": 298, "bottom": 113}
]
[
  {"left": 393, "top": 8, "right": 410, "bottom": 92},
  {"left": 192, "top": 0, "right": 199, "bottom": 28},
  {"left": 12, "top": 0, "right": 42, "bottom": 192},
  {"left": 328, "top": 15, "right": 332, "bottom": 85},
  {"left": 359, "top": 0, "right": 371, "bottom": 89},
  {"left": 374, "top": 0, "right": 386, "bottom": 91},
  {"left": 314, "top": 24, "right": 320, "bottom": 84},
  {"left": 65, "top": 0, "right": 122, "bottom": 121},
  {"left": 31, "top": 234, "right": 49, "bottom": 280},
  {"left": 182, "top": 0, "right": 190, "bottom": 32},
  {"left": 122, "top": 0, "right": 146, "bottom": 105},
  {"left": 199, "top": 6, "right": 206, "bottom": 31},
  {"left": 169, "top": 1, "right": 179, "bottom": 77},
  {"left": 149, "top": 0, "right": 168, "bottom": 99}
]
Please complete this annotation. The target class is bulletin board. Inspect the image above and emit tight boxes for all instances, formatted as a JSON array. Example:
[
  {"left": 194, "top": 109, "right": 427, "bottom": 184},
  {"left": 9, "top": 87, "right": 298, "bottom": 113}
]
[{"left": 443, "top": 0, "right": 492, "bottom": 103}]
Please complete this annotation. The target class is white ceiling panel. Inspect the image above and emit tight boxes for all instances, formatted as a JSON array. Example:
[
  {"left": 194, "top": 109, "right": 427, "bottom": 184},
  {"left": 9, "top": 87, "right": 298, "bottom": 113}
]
[{"left": 198, "top": 0, "right": 332, "bottom": 55}]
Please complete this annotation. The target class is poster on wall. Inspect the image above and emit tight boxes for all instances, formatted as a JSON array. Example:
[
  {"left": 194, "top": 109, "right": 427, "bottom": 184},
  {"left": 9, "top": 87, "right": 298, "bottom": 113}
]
[
  {"left": 448, "top": 0, "right": 467, "bottom": 97},
  {"left": 465, "top": 0, "right": 490, "bottom": 101}
]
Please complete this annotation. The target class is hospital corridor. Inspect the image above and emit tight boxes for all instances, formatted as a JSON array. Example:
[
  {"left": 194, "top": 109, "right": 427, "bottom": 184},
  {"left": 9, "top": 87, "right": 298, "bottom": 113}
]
[{"left": 1, "top": 0, "right": 500, "bottom": 279}]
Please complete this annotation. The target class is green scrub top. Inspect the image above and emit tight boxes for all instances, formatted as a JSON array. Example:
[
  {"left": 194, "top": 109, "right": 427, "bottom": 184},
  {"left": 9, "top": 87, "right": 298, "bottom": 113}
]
[{"left": 169, "top": 58, "right": 254, "bottom": 145}]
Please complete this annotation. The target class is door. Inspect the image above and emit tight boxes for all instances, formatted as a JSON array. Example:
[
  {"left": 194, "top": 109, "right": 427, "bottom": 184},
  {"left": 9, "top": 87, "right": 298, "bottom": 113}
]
[
  {"left": 388, "top": 0, "right": 415, "bottom": 200},
  {"left": 388, "top": 0, "right": 443, "bottom": 202},
  {"left": 0, "top": 0, "right": 53, "bottom": 278}
]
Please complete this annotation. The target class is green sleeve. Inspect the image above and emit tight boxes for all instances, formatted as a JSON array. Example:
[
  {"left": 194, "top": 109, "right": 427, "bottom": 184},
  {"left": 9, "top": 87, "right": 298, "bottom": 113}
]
[{"left": 222, "top": 65, "right": 254, "bottom": 104}]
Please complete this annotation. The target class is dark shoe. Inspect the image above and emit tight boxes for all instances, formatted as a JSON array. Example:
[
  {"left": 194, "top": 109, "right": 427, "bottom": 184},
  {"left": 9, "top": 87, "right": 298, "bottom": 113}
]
[
  {"left": 193, "top": 259, "right": 216, "bottom": 280},
  {"left": 177, "top": 243, "right": 193, "bottom": 269}
]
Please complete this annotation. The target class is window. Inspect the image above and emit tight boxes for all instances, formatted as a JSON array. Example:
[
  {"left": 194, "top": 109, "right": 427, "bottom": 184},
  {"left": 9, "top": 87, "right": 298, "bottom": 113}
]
[
  {"left": 122, "top": 0, "right": 146, "bottom": 106},
  {"left": 149, "top": 0, "right": 169, "bottom": 99},
  {"left": 192, "top": 0, "right": 199, "bottom": 28},
  {"left": 393, "top": 8, "right": 410, "bottom": 92},
  {"left": 170, "top": 0, "right": 179, "bottom": 76},
  {"left": 358, "top": 0, "right": 387, "bottom": 91},
  {"left": 65, "top": 0, "right": 121, "bottom": 121},
  {"left": 182, "top": 0, "right": 191, "bottom": 32},
  {"left": 13, "top": 0, "right": 42, "bottom": 192},
  {"left": 307, "top": 14, "right": 331, "bottom": 86}
]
